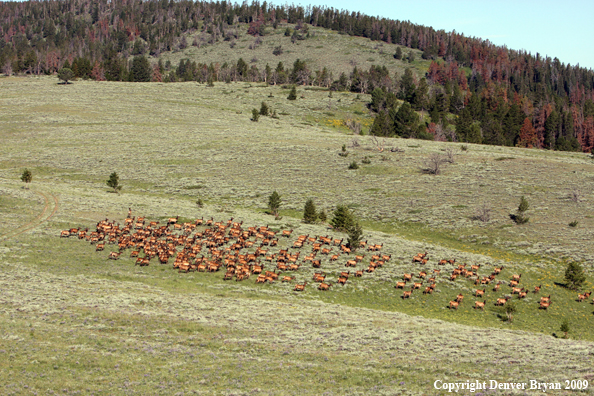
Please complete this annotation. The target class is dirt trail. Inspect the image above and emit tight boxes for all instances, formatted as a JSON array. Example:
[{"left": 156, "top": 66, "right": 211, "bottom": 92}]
[{"left": 0, "top": 189, "right": 58, "bottom": 242}]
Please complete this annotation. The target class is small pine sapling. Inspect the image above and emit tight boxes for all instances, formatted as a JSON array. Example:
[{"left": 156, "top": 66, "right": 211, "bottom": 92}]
[
  {"left": 303, "top": 198, "right": 317, "bottom": 224},
  {"left": 20, "top": 168, "right": 32, "bottom": 188},
  {"left": 251, "top": 108, "right": 259, "bottom": 122},
  {"left": 107, "top": 172, "right": 122, "bottom": 193}
]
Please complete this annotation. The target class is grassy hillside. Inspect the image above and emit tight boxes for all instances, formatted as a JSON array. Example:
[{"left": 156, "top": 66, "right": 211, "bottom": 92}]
[
  {"left": 155, "top": 23, "right": 429, "bottom": 80},
  {"left": 1, "top": 76, "right": 594, "bottom": 395}
]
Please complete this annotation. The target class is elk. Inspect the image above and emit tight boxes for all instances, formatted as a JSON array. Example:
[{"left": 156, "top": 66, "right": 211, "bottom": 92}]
[
  {"left": 418, "top": 271, "right": 427, "bottom": 279},
  {"left": 455, "top": 294, "right": 464, "bottom": 303},
  {"left": 337, "top": 277, "right": 348, "bottom": 285},
  {"left": 474, "top": 300, "right": 486, "bottom": 310},
  {"left": 539, "top": 301, "right": 552, "bottom": 309},
  {"left": 345, "top": 259, "right": 357, "bottom": 267},
  {"left": 281, "top": 276, "right": 295, "bottom": 283},
  {"left": 474, "top": 289, "right": 486, "bottom": 297},
  {"left": 423, "top": 286, "right": 433, "bottom": 295},
  {"left": 540, "top": 295, "right": 551, "bottom": 304},
  {"left": 493, "top": 266, "right": 504, "bottom": 274},
  {"left": 412, "top": 282, "right": 423, "bottom": 290},
  {"left": 294, "top": 281, "right": 307, "bottom": 291},
  {"left": 354, "top": 270, "right": 363, "bottom": 277},
  {"left": 511, "top": 287, "right": 524, "bottom": 294},
  {"left": 395, "top": 282, "right": 406, "bottom": 289},
  {"left": 470, "top": 264, "right": 481, "bottom": 272},
  {"left": 449, "top": 301, "right": 459, "bottom": 310},
  {"left": 495, "top": 297, "right": 509, "bottom": 306},
  {"left": 518, "top": 291, "right": 527, "bottom": 299},
  {"left": 402, "top": 290, "right": 413, "bottom": 299},
  {"left": 318, "top": 282, "right": 332, "bottom": 291},
  {"left": 108, "top": 252, "right": 121, "bottom": 260},
  {"left": 533, "top": 284, "right": 541, "bottom": 294},
  {"left": 577, "top": 291, "right": 591, "bottom": 302},
  {"left": 511, "top": 274, "right": 522, "bottom": 282}
]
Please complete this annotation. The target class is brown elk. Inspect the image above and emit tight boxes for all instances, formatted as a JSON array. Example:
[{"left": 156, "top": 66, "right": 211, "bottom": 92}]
[
  {"left": 495, "top": 297, "right": 509, "bottom": 306},
  {"left": 108, "top": 252, "right": 121, "bottom": 260},
  {"left": 294, "top": 281, "right": 307, "bottom": 291},
  {"left": 449, "top": 301, "right": 459, "bottom": 310},
  {"left": 493, "top": 266, "right": 504, "bottom": 274},
  {"left": 395, "top": 282, "right": 407, "bottom": 289},
  {"left": 540, "top": 295, "right": 551, "bottom": 304},
  {"left": 423, "top": 287, "right": 433, "bottom": 295},
  {"left": 337, "top": 277, "right": 348, "bottom": 285},
  {"left": 577, "top": 291, "right": 591, "bottom": 302},
  {"left": 354, "top": 270, "right": 363, "bottom": 277},
  {"left": 511, "top": 274, "right": 522, "bottom": 282},
  {"left": 455, "top": 294, "right": 464, "bottom": 303},
  {"left": 533, "top": 284, "right": 541, "bottom": 294},
  {"left": 402, "top": 290, "right": 413, "bottom": 299},
  {"left": 281, "top": 276, "right": 295, "bottom": 282},
  {"left": 474, "top": 289, "right": 486, "bottom": 297},
  {"left": 474, "top": 300, "right": 486, "bottom": 310},
  {"left": 318, "top": 282, "right": 332, "bottom": 291},
  {"left": 403, "top": 273, "right": 413, "bottom": 282},
  {"left": 412, "top": 282, "right": 423, "bottom": 290},
  {"left": 539, "top": 301, "right": 552, "bottom": 309}
]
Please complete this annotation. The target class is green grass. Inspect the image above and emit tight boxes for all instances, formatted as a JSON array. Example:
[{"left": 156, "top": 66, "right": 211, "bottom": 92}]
[{"left": 1, "top": 76, "right": 594, "bottom": 395}]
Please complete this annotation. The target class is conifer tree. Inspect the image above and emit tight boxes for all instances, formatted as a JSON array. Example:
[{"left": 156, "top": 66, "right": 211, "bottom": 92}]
[
  {"left": 331, "top": 205, "right": 354, "bottom": 232},
  {"left": 564, "top": 262, "right": 585, "bottom": 290},
  {"left": 303, "top": 198, "right": 317, "bottom": 224},
  {"left": 20, "top": 168, "right": 32, "bottom": 188},
  {"left": 268, "top": 191, "right": 281, "bottom": 217},
  {"left": 107, "top": 172, "right": 122, "bottom": 193},
  {"left": 287, "top": 85, "right": 297, "bottom": 100}
]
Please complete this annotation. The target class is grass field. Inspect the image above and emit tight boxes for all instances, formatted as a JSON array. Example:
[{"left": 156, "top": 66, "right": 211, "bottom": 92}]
[{"left": 1, "top": 76, "right": 594, "bottom": 395}]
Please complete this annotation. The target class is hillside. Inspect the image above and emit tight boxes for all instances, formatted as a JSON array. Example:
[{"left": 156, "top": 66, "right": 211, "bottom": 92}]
[
  {"left": 2, "top": 0, "right": 594, "bottom": 153},
  {"left": 1, "top": 76, "right": 593, "bottom": 394}
]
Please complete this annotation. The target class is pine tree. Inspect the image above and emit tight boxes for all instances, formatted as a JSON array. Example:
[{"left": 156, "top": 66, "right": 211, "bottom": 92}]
[
  {"left": 130, "top": 55, "right": 151, "bottom": 82},
  {"left": 347, "top": 221, "right": 363, "bottom": 250},
  {"left": 57, "top": 68, "right": 74, "bottom": 84},
  {"left": 510, "top": 196, "right": 529, "bottom": 224},
  {"left": 331, "top": 205, "right": 354, "bottom": 232},
  {"left": 394, "top": 47, "right": 402, "bottom": 60},
  {"left": 260, "top": 102, "right": 269, "bottom": 116},
  {"left": 564, "top": 262, "right": 585, "bottom": 290},
  {"left": 518, "top": 117, "right": 538, "bottom": 148},
  {"left": 251, "top": 109, "right": 259, "bottom": 121},
  {"left": 287, "top": 85, "right": 297, "bottom": 100},
  {"left": 107, "top": 172, "right": 122, "bottom": 193},
  {"left": 268, "top": 191, "right": 281, "bottom": 217},
  {"left": 318, "top": 209, "right": 327, "bottom": 223},
  {"left": 303, "top": 198, "right": 317, "bottom": 224},
  {"left": 20, "top": 168, "right": 32, "bottom": 188}
]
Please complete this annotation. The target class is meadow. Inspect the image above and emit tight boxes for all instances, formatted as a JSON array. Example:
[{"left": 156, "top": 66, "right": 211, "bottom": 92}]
[{"left": 1, "top": 76, "right": 593, "bottom": 395}]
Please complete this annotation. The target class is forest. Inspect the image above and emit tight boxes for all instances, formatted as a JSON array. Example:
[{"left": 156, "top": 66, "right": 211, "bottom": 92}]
[{"left": 1, "top": 0, "right": 593, "bottom": 151}]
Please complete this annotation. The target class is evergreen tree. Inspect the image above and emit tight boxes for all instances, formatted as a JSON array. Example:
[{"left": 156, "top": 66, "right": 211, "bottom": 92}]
[
  {"left": 130, "top": 55, "right": 151, "bottom": 82},
  {"left": 331, "top": 205, "right": 354, "bottom": 232},
  {"left": 318, "top": 209, "right": 327, "bottom": 223},
  {"left": 267, "top": 191, "right": 281, "bottom": 217},
  {"left": 394, "top": 47, "right": 402, "bottom": 60},
  {"left": 392, "top": 102, "right": 419, "bottom": 138},
  {"left": 287, "top": 85, "right": 297, "bottom": 100},
  {"left": 399, "top": 68, "right": 416, "bottom": 103},
  {"left": 20, "top": 168, "right": 32, "bottom": 188},
  {"left": 260, "top": 102, "right": 269, "bottom": 116},
  {"left": 303, "top": 198, "right": 317, "bottom": 224},
  {"left": 251, "top": 108, "right": 259, "bottom": 121},
  {"left": 347, "top": 221, "right": 363, "bottom": 250},
  {"left": 510, "top": 196, "right": 529, "bottom": 224},
  {"left": 106, "top": 172, "right": 122, "bottom": 193},
  {"left": 456, "top": 107, "right": 472, "bottom": 142},
  {"left": 57, "top": 68, "right": 74, "bottom": 84},
  {"left": 564, "top": 262, "right": 585, "bottom": 290}
]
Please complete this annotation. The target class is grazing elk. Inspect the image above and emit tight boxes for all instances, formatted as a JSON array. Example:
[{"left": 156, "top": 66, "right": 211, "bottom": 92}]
[
  {"left": 474, "top": 300, "right": 486, "bottom": 310},
  {"left": 533, "top": 284, "right": 541, "bottom": 294},
  {"left": 475, "top": 289, "right": 486, "bottom": 298},
  {"left": 402, "top": 290, "right": 413, "bottom": 299},
  {"left": 539, "top": 301, "right": 552, "bottom": 309},
  {"left": 577, "top": 291, "right": 591, "bottom": 302}
]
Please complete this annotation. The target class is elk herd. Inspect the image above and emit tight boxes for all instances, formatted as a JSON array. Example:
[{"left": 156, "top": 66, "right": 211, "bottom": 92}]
[
  {"left": 60, "top": 212, "right": 392, "bottom": 293},
  {"left": 60, "top": 213, "right": 592, "bottom": 314}
]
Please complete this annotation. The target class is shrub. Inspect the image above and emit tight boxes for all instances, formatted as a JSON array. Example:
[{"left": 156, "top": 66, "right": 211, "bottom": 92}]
[
  {"left": 564, "top": 261, "right": 585, "bottom": 290},
  {"left": 473, "top": 203, "right": 491, "bottom": 222},
  {"left": 251, "top": 108, "right": 259, "bottom": 121},
  {"left": 422, "top": 153, "right": 445, "bottom": 175},
  {"left": 20, "top": 168, "right": 32, "bottom": 187},
  {"left": 273, "top": 46, "right": 283, "bottom": 56},
  {"left": 58, "top": 68, "right": 74, "bottom": 84},
  {"left": 361, "top": 156, "right": 371, "bottom": 164},
  {"left": 569, "top": 220, "right": 579, "bottom": 227},
  {"left": 560, "top": 319, "right": 570, "bottom": 339},
  {"left": 196, "top": 198, "right": 204, "bottom": 208},
  {"left": 260, "top": 102, "right": 269, "bottom": 116},
  {"left": 303, "top": 198, "right": 317, "bottom": 224},
  {"left": 504, "top": 302, "right": 517, "bottom": 323},
  {"left": 510, "top": 196, "right": 529, "bottom": 224},
  {"left": 106, "top": 172, "right": 122, "bottom": 193},
  {"left": 348, "top": 161, "right": 359, "bottom": 169}
]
